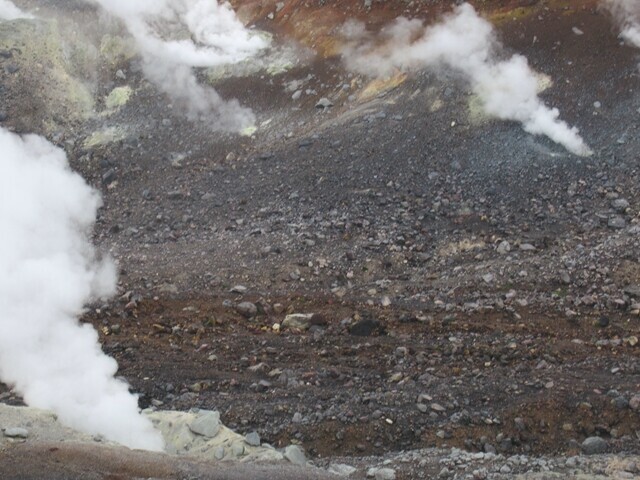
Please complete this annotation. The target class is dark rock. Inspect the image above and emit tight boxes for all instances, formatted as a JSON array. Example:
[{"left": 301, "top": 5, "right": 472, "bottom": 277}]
[
  {"left": 236, "top": 302, "right": 258, "bottom": 318},
  {"left": 102, "top": 169, "right": 116, "bottom": 185},
  {"left": 348, "top": 318, "right": 385, "bottom": 336},
  {"left": 581, "top": 436, "right": 608, "bottom": 455}
]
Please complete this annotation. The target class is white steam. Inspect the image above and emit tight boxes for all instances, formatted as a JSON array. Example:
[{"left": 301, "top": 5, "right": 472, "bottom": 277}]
[
  {"left": 89, "top": 0, "right": 267, "bottom": 130},
  {"left": 603, "top": 0, "right": 640, "bottom": 47},
  {"left": 0, "top": 128, "right": 164, "bottom": 451},
  {"left": 341, "top": 3, "right": 592, "bottom": 156},
  {"left": 0, "top": 0, "right": 32, "bottom": 20}
]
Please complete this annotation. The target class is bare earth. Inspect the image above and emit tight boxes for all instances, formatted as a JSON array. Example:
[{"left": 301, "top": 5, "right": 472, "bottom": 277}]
[{"left": 1, "top": 0, "right": 640, "bottom": 478}]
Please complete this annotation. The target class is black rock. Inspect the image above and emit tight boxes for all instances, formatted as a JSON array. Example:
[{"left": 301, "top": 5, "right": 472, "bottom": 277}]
[{"left": 349, "top": 318, "right": 386, "bottom": 336}]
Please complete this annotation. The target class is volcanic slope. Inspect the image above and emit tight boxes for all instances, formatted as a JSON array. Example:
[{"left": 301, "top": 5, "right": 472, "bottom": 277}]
[{"left": 1, "top": 0, "right": 640, "bottom": 478}]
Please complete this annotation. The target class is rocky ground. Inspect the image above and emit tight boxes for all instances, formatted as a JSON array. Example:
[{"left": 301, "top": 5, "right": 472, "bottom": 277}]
[{"left": 1, "top": 0, "right": 640, "bottom": 478}]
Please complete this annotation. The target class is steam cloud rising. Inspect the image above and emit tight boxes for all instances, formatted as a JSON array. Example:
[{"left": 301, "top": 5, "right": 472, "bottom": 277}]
[
  {"left": 603, "top": 0, "right": 640, "bottom": 47},
  {"left": 0, "top": 0, "right": 31, "bottom": 20},
  {"left": 89, "top": 0, "right": 268, "bottom": 130},
  {"left": 0, "top": 128, "right": 164, "bottom": 451},
  {"left": 341, "top": 3, "right": 592, "bottom": 156}
]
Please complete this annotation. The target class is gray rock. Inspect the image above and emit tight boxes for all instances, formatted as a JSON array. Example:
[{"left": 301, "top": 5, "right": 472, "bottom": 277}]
[
  {"left": 282, "top": 313, "right": 315, "bottom": 330},
  {"left": 367, "top": 468, "right": 395, "bottom": 480},
  {"left": 624, "top": 285, "right": 640, "bottom": 297},
  {"left": 581, "top": 436, "right": 608, "bottom": 454},
  {"left": 484, "top": 443, "right": 496, "bottom": 454},
  {"left": 3, "top": 427, "right": 28, "bottom": 438},
  {"left": 102, "top": 169, "right": 116, "bottom": 185},
  {"left": 497, "top": 241, "right": 511, "bottom": 254},
  {"left": 245, "top": 431, "right": 261, "bottom": 447},
  {"left": 230, "top": 285, "right": 248, "bottom": 294},
  {"left": 328, "top": 464, "right": 357, "bottom": 477},
  {"left": 376, "top": 469, "right": 396, "bottom": 480},
  {"left": 519, "top": 243, "right": 536, "bottom": 251},
  {"left": 608, "top": 216, "right": 626, "bottom": 229},
  {"left": 284, "top": 445, "right": 306, "bottom": 465},
  {"left": 188, "top": 411, "right": 221, "bottom": 438},
  {"left": 612, "top": 198, "right": 630, "bottom": 212},
  {"left": 612, "top": 396, "right": 629, "bottom": 409},
  {"left": 315, "top": 98, "right": 333, "bottom": 109},
  {"left": 630, "top": 394, "right": 640, "bottom": 411},
  {"left": 236, "top": 302, "right": 258, "bottom": 318},
  {"left": 213, "top": 446, "right": 225, "bottom": 460},
  {"left": 231, "top": 443, "right": 245, "bottom": 457}
]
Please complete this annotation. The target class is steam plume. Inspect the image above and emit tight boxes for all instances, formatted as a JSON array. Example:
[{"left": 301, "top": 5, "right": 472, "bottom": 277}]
[
  {"left": 0, "top": 128, "right": 164, "bottom": 451},
  {"left": 89, "top": 0, "right": 268, "bottom": 130},
  {"left": 603, "top": 0, "right": 640, "bottom": 47},
  {"left": 0, "top": 0, "right": 31, "bottom": 20},
  {"left": 341, "top": 3, "right": 592, "bottom": 156}
]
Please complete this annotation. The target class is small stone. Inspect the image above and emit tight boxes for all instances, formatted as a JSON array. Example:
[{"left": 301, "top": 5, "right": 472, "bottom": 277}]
[
  {"left": 245, "top": 431, "right": 261, "bottom": 446},
  {"left": 349, "top": 318, "right": 384, "bottom": 336},
  {"left": 581, "top": 436, "right": 608, "bottom": 455},
  {"left": 231, "top": 443, "right": 245, "bottom": 457},
  {"left": 316, "top": 98, "right": 333, "bottom": 109},
  {"left": 613, "top": 396, "right": 629, "bottom": 409},
  {"left": 282, "top": 313, "right": 315, "bottom": 330},
  {"left": 431, "top": 403, "right": 446, "bottom": 412},
  {"left": 482, "top": 273, "right": 494, "bottom": 284},
  {"left": 374, "top": 468, "right": 396, "bottom": 480},
  {"left": 612, "top": 198, "right": 630, "bottom": 212},
  {"left": 102, "top": 169, "right": 116, "bottom": 185},
  {"left": 328, "top": 464, "right": 357, "bottom": 477},
  {"left": 629, "top": 394, "right": 640, "bottom": 411},
  {"left": 497, "top": 241, "right": 511, "bottom": 254},
  {"left": 519, "top": 243, "right": 536, "bottom": 251},
  {"left": 608, "top": 216, "right": 626, "bottom": 229},
  {"left": 214, "top": 446, "right": 225, "bottom": 460},
  {"left": 284, "top": 445, "right": 306, "bottom": 465},
  {"left": 499, "top": 465, "right": 512, "bottom": 474},
  {"left": 230, "top": 285, "right": 248, "bottom": 294},
  {"left": 235, "top": 302, "right": 258, "bottom": 318},
  {"left": 188, "top": 411, "right": 221, "bottom": 438},
  {"left": 484, "top": 443, "right": 496, "bottom": 454},
  {"left": 3, "top": 427, "right": 28, "bottom": 438}
]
